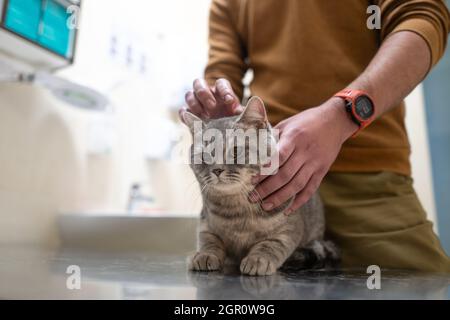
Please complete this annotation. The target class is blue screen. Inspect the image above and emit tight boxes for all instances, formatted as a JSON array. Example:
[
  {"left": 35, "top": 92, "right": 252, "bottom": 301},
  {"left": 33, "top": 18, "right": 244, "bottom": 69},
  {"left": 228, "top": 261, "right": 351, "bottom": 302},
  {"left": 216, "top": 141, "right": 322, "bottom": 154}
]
[
  {"left": 3, "top": 0, "right": 75, "bottom": 59},
  {"left": 4, "top": 0, "right": 41, "bottom": 41}
]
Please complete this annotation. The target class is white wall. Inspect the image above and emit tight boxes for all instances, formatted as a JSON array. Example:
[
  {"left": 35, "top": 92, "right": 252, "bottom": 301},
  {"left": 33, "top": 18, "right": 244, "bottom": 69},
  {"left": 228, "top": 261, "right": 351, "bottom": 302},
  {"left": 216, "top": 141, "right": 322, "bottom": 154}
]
[
  {"left": 405, "top": 85, "right": 438, "bottom": 230},
  {"left": 0, "top": 84, "right": 88, "bottom": 247}
]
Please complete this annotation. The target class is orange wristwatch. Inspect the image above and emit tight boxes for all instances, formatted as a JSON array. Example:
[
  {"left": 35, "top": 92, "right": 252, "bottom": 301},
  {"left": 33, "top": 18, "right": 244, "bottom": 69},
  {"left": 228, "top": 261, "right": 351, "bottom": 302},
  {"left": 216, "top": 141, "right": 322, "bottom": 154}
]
[{"left": 334, "top": 89, "right": 375, "bottom": 137}]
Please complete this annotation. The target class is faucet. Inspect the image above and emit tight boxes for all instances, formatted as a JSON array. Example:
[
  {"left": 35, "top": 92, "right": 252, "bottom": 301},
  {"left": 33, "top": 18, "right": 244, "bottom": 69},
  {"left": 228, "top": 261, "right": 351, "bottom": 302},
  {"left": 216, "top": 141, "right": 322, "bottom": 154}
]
[{"left": 127, "top": 183, "right": 154, "bottom": 213}]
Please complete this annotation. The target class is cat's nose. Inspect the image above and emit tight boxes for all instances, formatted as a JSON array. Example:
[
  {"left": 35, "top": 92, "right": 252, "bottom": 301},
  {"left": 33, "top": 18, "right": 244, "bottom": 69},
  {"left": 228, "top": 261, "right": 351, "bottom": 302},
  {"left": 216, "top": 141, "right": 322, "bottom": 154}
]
[{"left": 212, "top": 169, "right": 224, "bottom": 177}]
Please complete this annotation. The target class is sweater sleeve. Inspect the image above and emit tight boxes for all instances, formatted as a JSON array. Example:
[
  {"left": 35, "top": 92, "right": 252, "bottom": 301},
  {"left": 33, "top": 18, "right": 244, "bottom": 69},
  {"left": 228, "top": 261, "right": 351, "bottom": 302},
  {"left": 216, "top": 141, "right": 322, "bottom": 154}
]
[
  {"left": 204, "top": 0, "right": 247, "bottom": 100},
  {"left": 376, "top": 0, "right": 450, "bottom": 69}
]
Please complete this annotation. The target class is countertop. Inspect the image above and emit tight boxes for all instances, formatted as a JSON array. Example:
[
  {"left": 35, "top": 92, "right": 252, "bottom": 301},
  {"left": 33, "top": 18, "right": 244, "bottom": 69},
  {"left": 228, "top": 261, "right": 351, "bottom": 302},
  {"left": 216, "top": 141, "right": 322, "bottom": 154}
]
[{"left": 1, "top": 246, "right": 449, "bottom": 299}]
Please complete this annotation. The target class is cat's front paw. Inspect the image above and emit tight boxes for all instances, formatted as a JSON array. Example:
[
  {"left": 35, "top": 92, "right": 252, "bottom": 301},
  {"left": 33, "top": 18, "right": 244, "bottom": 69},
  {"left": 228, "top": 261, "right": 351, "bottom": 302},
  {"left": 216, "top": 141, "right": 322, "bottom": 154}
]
[
  {"left": 189, "top": 252, "right": 223, "bottom": 272},
  {"left": 240, "top": 255, "right": 277, "bottom": 276}
]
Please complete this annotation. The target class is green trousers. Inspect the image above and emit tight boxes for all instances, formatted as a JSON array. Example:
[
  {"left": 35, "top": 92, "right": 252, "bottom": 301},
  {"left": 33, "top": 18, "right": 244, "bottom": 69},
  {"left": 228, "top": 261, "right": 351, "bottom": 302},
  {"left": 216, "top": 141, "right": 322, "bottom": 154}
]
[{"left": 319, "top": 171, "right": 450, "bottom": 273}]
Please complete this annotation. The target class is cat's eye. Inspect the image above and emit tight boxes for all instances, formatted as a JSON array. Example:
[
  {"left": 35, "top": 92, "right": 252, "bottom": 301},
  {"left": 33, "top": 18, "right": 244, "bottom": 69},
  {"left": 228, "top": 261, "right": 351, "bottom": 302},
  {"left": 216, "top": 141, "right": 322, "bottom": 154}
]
[
  {"left": 202, "top": 152, "right": 214, "bottom": 164},
  {"left": 230, "top": 146, "right": 245, "bottom": 164}
]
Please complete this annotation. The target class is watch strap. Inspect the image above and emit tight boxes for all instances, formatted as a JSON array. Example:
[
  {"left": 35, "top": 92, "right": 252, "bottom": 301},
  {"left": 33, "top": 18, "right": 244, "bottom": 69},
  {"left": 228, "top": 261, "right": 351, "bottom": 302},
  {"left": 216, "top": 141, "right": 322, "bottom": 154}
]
[{"left": 334, "top": 89, "right": 375, "bottom": 137}]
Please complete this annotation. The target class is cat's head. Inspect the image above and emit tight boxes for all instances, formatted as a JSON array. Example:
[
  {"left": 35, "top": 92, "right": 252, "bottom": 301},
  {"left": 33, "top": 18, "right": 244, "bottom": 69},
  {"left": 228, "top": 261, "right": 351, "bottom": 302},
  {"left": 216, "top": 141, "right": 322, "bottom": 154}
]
[{"left": 181, "top": 96, "right": 277, "bottom": 195}]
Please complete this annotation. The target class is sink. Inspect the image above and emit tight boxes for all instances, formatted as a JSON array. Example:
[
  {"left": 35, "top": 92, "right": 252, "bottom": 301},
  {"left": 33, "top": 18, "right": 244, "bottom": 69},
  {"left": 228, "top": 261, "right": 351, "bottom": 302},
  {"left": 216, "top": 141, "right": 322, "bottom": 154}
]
[{"left": 58, "top": 213, "right": 197, "bottom": 254}]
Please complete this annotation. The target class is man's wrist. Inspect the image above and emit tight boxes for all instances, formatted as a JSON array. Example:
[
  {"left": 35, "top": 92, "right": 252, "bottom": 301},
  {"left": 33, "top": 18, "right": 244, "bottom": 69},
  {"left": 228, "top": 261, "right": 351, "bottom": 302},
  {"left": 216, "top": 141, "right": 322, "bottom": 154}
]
[{"left": 323, "top": 97, "right": 359, "bottom": 143}]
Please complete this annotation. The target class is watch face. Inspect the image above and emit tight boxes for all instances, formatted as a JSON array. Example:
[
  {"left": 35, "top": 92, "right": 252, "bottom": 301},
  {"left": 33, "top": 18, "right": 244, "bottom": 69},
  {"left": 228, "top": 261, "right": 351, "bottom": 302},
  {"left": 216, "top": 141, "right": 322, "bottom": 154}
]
[{"left": 355, "top": 96, "right": 374, "bottom": 120}]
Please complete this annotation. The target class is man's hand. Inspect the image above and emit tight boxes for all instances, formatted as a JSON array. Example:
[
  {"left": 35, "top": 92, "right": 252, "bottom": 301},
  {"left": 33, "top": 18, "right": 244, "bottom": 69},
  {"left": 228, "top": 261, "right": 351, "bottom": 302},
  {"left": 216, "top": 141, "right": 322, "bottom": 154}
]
[
  {"left": 249, "top": 31, "right": 432, "bottom": 215},
  {"left": 181, "top": 78, "right": 243, "bottom": 119},
  {"left": 250, "top": 98, "right": 358, "bottom": 214}
]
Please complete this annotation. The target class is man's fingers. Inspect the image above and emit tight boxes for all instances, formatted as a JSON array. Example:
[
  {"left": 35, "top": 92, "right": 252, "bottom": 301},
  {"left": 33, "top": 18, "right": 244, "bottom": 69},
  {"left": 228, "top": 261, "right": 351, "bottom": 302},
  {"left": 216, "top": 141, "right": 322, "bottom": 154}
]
[
  {"left": 252, "top": 135, "right": 296, "bottom": 185},
  {"left": 178, "top": 107, "right": 187, "bottom": 123},
  {"left": 232, "top": 104, "right": 244, "bottom": 115},
  {"left": 193, "top": 79, "right": 216, "bottom": 112},
  {"left": 215, "top": 78, "right": 236, "bottom": 103},
  {"left": 215, "top": 78, "right": 243, "bottom": 115},
  {"left": 185, "top": 91, "right": 205, "bottom": 118},
  {"left": 277, "top": 133, "right": 297, "bottom": 167},
  {"left": 253, "top": 157, "right": 304, "bottom": 201},
  {"left": 258, "top": 165, "right": 312, "bottom": 211},
  {"left": 285, "top": 174, "right": 323, "bottom": 215}
]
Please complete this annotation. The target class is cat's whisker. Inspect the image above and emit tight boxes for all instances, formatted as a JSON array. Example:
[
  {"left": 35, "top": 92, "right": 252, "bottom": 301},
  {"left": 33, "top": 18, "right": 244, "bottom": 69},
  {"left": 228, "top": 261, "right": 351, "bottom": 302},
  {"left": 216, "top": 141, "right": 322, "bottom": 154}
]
[
  {"left": 180, "top": 177, "right": 206, "bottom": 214},
  {"left": 229, "top": 179, "right": 252, "bottom": 212},
  {"left": 231, "top": 177, "right": 264, "bottom": 204},
  {"left": 231, "top": 179, "right": 260, "bottom": 226},
  {"left": 250, "top": 188, "right": 264, "bottom": 204},
  {"left": 191, "top": 185, "right": 207, "bottom": 206},
  {"left": 200, "top": 186, "right": 214, "bottom": 214},
  {"left": 183, "top": 178, "right": 203, "bottom": 195},
  {"left": 185, "top": 182, "right": 206, "bottom": 214}
]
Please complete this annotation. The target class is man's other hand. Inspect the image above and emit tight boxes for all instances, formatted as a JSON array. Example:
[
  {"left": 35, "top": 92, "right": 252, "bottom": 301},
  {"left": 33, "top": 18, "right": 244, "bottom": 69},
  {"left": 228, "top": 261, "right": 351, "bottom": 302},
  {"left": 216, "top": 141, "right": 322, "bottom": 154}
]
[{"left": 180, "top": 78, "right": 243, "bottom": 120}]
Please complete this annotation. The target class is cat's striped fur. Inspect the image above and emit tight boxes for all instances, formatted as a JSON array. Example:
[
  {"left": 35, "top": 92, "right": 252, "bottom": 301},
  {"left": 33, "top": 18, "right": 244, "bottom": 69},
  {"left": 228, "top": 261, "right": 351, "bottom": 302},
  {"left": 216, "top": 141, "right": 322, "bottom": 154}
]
[{"left": 183, "top": 97, "right": 339, "bottom": 276}]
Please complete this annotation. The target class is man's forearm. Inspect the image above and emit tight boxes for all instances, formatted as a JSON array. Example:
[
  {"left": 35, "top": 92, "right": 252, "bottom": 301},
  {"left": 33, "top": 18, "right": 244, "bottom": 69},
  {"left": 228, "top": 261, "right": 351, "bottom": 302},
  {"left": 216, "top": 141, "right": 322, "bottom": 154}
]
[
  {"left": 350, "top": 31, "right": 431, "bottom": 116},
  {"left": 330, "top": 31, "right": 432, "bottom": 141}
]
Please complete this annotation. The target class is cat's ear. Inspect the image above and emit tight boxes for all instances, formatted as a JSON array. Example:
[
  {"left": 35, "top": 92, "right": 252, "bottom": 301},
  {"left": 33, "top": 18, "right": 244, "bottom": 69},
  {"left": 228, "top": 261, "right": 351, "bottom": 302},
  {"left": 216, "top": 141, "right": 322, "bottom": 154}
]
[
  {"left": 237, "top": 96, "right": 268, "bottom": 127},
  {"left": 180, "top": 109, "right": 203, "bottom": 133}
]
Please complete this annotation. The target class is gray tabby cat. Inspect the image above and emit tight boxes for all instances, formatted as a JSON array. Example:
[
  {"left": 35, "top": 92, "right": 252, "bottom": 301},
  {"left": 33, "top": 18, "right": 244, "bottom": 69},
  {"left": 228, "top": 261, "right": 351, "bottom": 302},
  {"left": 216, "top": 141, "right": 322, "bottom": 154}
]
[{"left": 182, "top": 96, "right": 339, "bottom": 276}]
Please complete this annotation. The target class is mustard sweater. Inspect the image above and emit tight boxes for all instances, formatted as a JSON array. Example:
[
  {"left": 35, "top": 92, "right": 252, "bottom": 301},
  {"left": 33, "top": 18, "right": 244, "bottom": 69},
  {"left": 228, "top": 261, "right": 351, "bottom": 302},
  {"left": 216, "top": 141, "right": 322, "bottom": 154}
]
[{"left": 205, "top": 0, "right": 450, "bottom": 176}]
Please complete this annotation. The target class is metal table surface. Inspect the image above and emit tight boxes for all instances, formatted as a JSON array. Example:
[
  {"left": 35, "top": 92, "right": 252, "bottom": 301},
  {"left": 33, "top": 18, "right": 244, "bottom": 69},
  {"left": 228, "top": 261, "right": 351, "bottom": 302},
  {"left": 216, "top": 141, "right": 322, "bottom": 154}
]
[{"left": 1, "top": 246, "right": 449, "bottom": 299}]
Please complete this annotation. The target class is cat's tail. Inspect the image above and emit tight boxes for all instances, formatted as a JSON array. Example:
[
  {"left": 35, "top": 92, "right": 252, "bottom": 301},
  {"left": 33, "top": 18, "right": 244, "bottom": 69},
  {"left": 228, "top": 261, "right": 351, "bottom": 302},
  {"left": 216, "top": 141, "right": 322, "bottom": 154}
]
[{"left": 281, "top": 239, "right": 341, "bottom": 271}]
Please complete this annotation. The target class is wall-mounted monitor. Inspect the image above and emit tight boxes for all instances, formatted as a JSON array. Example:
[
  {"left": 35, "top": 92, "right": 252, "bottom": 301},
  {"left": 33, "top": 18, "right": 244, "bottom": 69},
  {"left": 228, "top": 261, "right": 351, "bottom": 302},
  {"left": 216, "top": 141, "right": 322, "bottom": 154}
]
[{"left": 0, "top": 0, "right": 80, "bottom": 71}]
